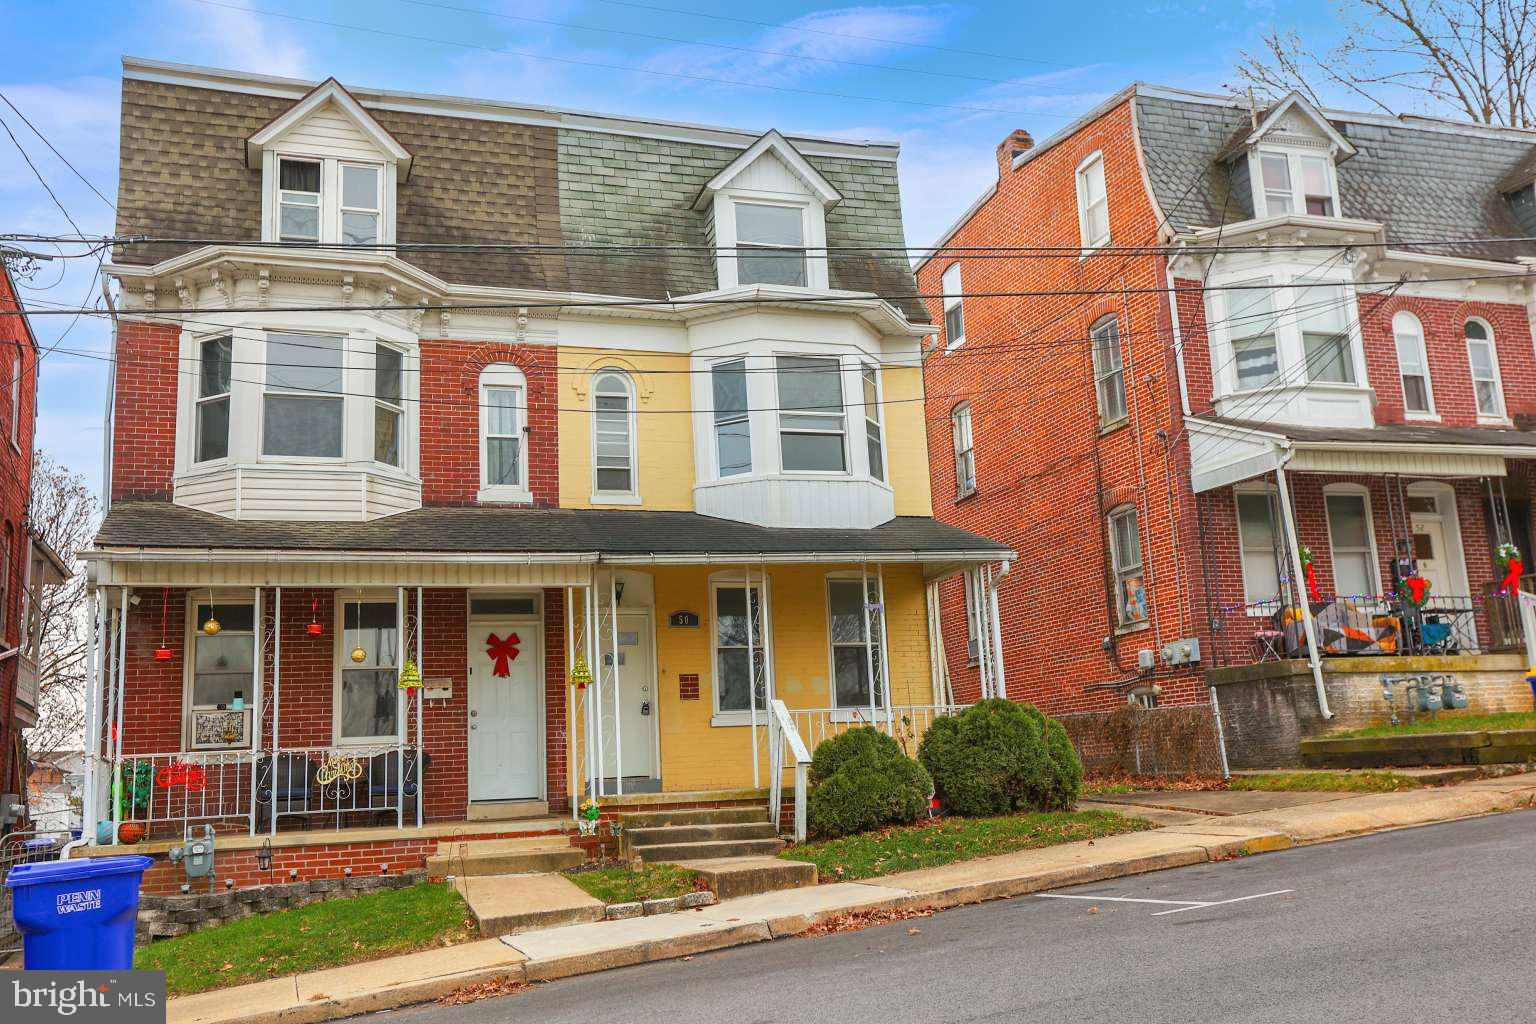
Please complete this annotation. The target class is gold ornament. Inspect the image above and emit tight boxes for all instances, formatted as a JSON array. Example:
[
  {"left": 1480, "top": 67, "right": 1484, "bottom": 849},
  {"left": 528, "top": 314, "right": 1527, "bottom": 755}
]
[
  {"left": 350, "top": 646, "right": 368, "bottom": 663},
  {"left": 397, "top": 658, "right": 422, "bottom": 690},
  {"left": 202, "top": 617, "right": 222, "bottom": 636}
]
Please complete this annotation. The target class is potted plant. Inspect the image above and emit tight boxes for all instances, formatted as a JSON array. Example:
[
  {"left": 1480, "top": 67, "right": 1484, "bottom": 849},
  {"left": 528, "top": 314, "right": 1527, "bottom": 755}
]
[
  {"left": 115, "top": 760, "right": 154, "bottom": 843},
  {"left": 577, "top": 798, "right": 602, "bottom": 836}
]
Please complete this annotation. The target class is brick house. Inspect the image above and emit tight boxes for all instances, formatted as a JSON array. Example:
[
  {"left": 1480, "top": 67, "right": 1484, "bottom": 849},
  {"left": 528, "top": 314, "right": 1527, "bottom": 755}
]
[
  {"left": 0, "top": 252, "right": 69, "bottom": 834},
  {"left": 77, "top": 58, "right": 1010, "bottom": 884},
  {"left": 917, "top": 86, "right": 1536, "bottom": 767}
]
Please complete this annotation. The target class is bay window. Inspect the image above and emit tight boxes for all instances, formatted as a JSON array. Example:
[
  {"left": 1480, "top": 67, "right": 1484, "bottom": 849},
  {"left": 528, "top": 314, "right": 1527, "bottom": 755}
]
[
  {"left": 1226, "top": 282, "right": 1281, "bottom": 390},
  {"left": 338, "top": 600, "right": 398, "bottom": 743},
  {"left": 1107, "top": 504, "right": 1147, "bottom": 626},
  {"left": 262, "top": 332, "right": 344, "bottom": 458},
  {"left": 195, "top": 336, "right": 232, "bottom": 463},
  {"left": 861, "top": 364, "right": 884, "bottom": 482},
  {"left": 775, "top": 355, "right": 845, "bottom": 472},
  {"left": 828, "top": 577, "right": 883, "bottom": 709},
  {"left": 374, "top": 344, "right": 403, "bottom": 467},
  {"left": 1392, "top": 312, "right": 1434, "bottom": 415},
  {"left": 712, "top": 358, "right": 751, "bottom": 477},
  {"left": 593, "top": 370, "right": 636, "bottom": 495},
  {"left": 736, "top": 202, "right": 806, "bottom": 287},
  {"left": 1296, "top": 280, "right": 1355, "bottom": 384},
  {"left": 1466, "top": 319, "right": 1505, "bottom": 418},
  {"left": 713, "top": 581, "right": 766, "bottom": 716}
]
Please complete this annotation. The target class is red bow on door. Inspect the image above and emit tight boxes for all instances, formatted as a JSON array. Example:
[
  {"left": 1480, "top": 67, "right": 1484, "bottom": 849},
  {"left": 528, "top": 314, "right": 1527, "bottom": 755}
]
[{"left": 485, "top": 633, "right": 521, "bottom": 677}]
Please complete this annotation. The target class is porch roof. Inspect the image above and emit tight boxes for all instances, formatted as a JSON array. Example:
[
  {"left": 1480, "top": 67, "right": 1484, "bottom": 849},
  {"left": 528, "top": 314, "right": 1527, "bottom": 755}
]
[
  {"left": 90, "top": 500, "right": 1012, "bottom": 565},
  {"left": 1188, "top": 415, "right": 1536, "bottom": 492}
]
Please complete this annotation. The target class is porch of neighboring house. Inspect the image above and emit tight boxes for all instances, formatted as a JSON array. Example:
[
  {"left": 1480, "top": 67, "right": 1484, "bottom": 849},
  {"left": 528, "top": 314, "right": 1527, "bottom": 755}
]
[
  {"left": 1189, "top": 418, "right": 1536, "bottom": 763},
  {"left": 75, "top": 547, "right": 1008, "bottom": 875}
]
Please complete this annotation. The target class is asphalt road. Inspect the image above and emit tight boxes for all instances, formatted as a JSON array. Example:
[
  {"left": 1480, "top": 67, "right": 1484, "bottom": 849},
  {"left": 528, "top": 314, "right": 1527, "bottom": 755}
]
[{"left": 379, "top": 810, "right": 1536, "bottom": 1024}]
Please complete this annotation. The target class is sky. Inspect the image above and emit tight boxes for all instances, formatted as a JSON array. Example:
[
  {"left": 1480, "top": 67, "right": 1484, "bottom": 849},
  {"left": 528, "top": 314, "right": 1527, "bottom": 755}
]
[{"left": 0, "top": 0, "right": 1356, "bottom": 495}]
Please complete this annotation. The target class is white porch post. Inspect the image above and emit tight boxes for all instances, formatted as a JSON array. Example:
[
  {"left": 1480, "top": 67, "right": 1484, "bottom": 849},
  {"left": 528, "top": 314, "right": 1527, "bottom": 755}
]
[
  {"left": 80, "top": 588, "right": 105, "bottom": 845},
  {"left": 1275, "top": 458, "right": 1333, "bottom": 719},
  {"left": 415, "top": 586, "right": 424, "bottom": 828},
  {"left": 565, "top": 584, "right": 578, "bottom": 819},
  {"left": 396, "top": 585, "right": 406, "bottom": 828},
  {"left": 110, "top": 587, "right": 127, "bottom": 843},
  {"left": 860, "top": 563, "right": 876, "bottom": 726},
  {"left": 876, "top": 564, "right": 893, "bottom": 731},
  {"left": 609, "top": 572, "right": 623, "bottom": 796},
  {"left": 744, "top": 566, "right": 759, "bottom": 788},
  {"left": 987, "top": 562, "right": 1008, "bottom": 700},
  {"left": 248, "top": 586, "right": 263, "bottom": 836},
  {"left": 587, "top": 573, "right": 602, "bottom": 798},
  {"left": 270, "top": 587, "right": 282, "bottom": 836}
]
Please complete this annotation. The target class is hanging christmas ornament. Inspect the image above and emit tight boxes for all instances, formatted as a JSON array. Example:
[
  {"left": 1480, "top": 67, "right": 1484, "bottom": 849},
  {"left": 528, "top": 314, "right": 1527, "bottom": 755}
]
[
  {"left": 1298, "top": 544, "right": 1321, "bottom": 603},
  {"left": 153, "top": 586, "right": 174, "bottom": 661},
  {"left": 569, "top": 652, "right": 592, "bottom": 690},
  {"left": 351, "top": 646, "right": 368, "bottom": 664},
  {"left": 346, "top": 596, "right": 367, "bottom": 662},
  {"left": 202, "top": 590, "right": 221, "bottom": 636},
  {"left": 397, "top": 658, "right": 422, "bottom": 690},
  {"left": 307, "top": 595, "right": 324, "bottom": 636}
]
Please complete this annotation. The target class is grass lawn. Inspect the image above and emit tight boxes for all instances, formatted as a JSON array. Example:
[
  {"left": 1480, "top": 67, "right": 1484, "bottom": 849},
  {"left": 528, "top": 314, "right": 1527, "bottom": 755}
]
[
  {"left": 1330, "top": 710, "right": 1536, "bottom": 738},
  {"left": 1230, "top": 771, "right": 1423, "bottom": 793},
  {"left": 136, "top": 882, "right": 474, "bottom": 996},
  {"left": 563, "top": 862, "right": 698, "bottom": 904},
  {"left": 780, "top": 810, "right": 1154, "bottom": 882}
]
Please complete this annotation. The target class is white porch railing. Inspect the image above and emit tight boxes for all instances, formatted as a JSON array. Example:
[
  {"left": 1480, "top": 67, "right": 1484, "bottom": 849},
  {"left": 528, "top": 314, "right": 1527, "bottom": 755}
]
[
  {"left": 110, "top": 750, "right": 258, "bottom": 835},
  {"left": 765, "top": 700, "right": 811, "bottom": 843}
]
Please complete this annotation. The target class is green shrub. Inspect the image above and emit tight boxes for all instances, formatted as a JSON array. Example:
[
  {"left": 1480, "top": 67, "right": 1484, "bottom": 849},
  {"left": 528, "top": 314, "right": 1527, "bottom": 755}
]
[
  {"left": 809, "top": 727, "right": 905, "bottom": 787},
  {"left": 918, "top": 699, "right": 1077, "bottom": 816},
  {"left": 806, "top": 750, "right": 931, "bottom": 839}
]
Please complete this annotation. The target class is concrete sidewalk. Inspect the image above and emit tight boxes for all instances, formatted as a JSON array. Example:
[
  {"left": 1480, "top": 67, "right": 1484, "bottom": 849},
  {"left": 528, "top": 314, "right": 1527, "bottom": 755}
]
[{"left": 166, "top": 774, "right": 1536, "bottom": 1024}]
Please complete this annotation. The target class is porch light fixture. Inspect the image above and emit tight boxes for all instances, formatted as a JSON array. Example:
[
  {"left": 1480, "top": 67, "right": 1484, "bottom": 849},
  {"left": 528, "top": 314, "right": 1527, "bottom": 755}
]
[
  {"left": 307, "top": 596, "right": 323, "bottom": 636},
  {"left": 256, "top": 838, "right": 273, "bottom": 872}
]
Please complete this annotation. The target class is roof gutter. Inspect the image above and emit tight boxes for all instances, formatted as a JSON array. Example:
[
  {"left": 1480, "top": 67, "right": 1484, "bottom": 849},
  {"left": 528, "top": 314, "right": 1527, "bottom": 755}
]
[{"left": 83, "top": 546, "right": 1015, "bottom": 566}]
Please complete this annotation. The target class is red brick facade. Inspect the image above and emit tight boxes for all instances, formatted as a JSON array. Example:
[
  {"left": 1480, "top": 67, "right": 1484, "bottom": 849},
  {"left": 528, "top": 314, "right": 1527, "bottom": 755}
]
[
  {"left": 0, "top": 262, "right": 38, "bottom": 800},
  {"left": 110, "top": 321, "right": 179, "bottom": 502}
]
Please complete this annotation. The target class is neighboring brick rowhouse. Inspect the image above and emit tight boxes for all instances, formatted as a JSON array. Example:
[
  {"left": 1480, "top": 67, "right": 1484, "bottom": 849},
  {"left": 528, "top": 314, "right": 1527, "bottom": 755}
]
[
  {"left": 111, "top": 320, "right": 179, "bottom": 502},
  {"left": 0, "top": 261, "right": 38, "bottom": 800},
  {"left": 917, "top": 99, "right": 1206, "bottom": 715}
]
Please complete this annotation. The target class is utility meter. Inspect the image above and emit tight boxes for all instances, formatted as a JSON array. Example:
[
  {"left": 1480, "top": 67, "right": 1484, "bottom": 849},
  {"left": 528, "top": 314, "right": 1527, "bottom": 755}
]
[
  {"left": 168, "top": 824, "right": 217, "bottom": 881},
  {"left": 1440, "top": 679, "right": 1469, "bottom": 710}
]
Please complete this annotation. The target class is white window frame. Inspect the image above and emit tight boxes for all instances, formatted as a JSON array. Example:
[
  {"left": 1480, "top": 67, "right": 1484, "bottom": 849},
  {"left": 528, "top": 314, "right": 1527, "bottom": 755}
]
[
  {"left": 1251, "top": 146, "right": 1340, "bottom": 218},
  {"left": 709, "top": 574, "right": 772, "bottom": 726},
  {"left": 774, "top": 354, "right": 848, "bottom": 475},
  {"left": 332, "top": 593, "right": 401, "bottom": 746},
  {"left": 339, "top": 162, "right": 383, "bottom": 246},
  {"left": 962, "top": 569, "right": 981, "bottom": 664},
  {"left": 824, "top": 574, "right": 885, "bottom": 713},
  {"left": 710, "top": 357, "right": 752, "bottom": 480},
  {"left": 0, "top": 522, "right": 11, "bottom": 645},
  {"left": 1465, "top": 317, "right": 1508, "bottom": 422},
  {"left": 265, "top": 153, "right": 391, "bottom": 246},
  {"left": 732, "top": 199, "right": 809, "bottom": 288},
  {"left": 1234, "top": 485, "right": 1283, "bottom": 611},
  {"left": 1323, "top": 484, "right": 1381, "bottom": 600},
  {"left": 860, "top": 363, "right": 884, "bottom": 484},
  {"left": 193, "top": 335, "right": 233, "bottom": 465},
  {"left": 1091, "top": 315, "right": 1127, "bottom": 426},
  {"left": 477, "top": 363, "right": 530, "bottom": 503},
  {"left": 942, "top": 263, "right": 965, "bottom": 350},
  {"left": 182, "top": 593, "right": 256, "bottom": 751},
  {"left": 1392, "top": 311, "right": 1436, "bottom": 419},
  {"left": 952, "top": 402, "right": 975, "bottom": 497},
  {"left": 1075, "top": 151, "right": 1110, "bottom": 252},
  {"left": 372, "top": 342, "right": 405, "bottom": 468},
  {"left": 7, "top": 344, "right": 18, "bottom": 449},
  {"left": 260, "top": 331, "right": 347, "bottom": 463},
  {"left": 591, "top": 369, "right": 640, "bottom": 502},
  {"left": 1107, "top": 504, "right": 1147, "bottom": 628},
  {"left": 276, "top": 157, "right": 322, "bottom": 243}
]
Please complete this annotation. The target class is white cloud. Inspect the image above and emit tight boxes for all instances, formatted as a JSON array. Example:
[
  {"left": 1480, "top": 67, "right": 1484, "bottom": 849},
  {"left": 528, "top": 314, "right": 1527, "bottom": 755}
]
[{"left": 171, "top": 0, "right": 310, "bottom": 78}]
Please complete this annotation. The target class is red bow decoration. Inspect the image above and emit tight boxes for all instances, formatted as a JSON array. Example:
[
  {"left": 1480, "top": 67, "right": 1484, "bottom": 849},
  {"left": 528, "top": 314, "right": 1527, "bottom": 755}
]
[
  {"left": 1304, "top": 561, "right": 1321, "bottom": 603},
  {"left": 1402, "top": 576, "right": 1432, "bottom": 606},
  {"left": 1500, "top": 557, "right": 1524, "bottom": 596},
  {"left": 485, "top": 633, "right": 521, "bottom": 677}
]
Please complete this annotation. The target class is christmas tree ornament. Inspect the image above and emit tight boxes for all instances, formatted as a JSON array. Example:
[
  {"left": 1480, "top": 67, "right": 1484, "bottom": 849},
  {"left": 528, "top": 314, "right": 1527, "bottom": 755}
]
[
  {"left": 569, "top": 652, "right": 592, "bottom": 690},
  {"left": 397, "top": 658, "right": 422, "bottom": 689}
]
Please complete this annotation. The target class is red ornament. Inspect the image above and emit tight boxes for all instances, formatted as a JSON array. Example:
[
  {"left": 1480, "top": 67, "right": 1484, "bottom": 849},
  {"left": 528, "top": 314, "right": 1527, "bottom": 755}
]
[
  {"left": 1304, "top": 561, "right": 1322, "bottom": 603},
  {"left": 307, "top": 597, "right": 323, "bottom": 635},
  {"left": 153, "top": 647, "right": 174, "bottom": 661},
  {"left": 485, "top": 633, "right": 521, "bottom": 677},
  {"left": 1499, "top": 557, "right": 1524, "bottom": 596},
  {"left": 306, "top": 622, "right": 324, "bottom": 636}
]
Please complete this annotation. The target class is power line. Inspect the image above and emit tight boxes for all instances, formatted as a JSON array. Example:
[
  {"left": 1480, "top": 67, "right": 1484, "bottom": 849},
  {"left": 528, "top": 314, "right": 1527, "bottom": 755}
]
[
  {"left": 184, "top": 0, "right": 1049, "bottom": 119},
  {"left": 0, "top": 92, "right": 116, "bottom": 211}
]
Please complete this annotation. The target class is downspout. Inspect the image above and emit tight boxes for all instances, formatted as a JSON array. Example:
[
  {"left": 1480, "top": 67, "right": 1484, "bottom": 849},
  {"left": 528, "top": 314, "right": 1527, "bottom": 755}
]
[
  {"left": 1274, "top": 448, "right": 1333, "bottom": 720},
  {"left": 986, "top": 560, "right": 1010, "bottom": 700}
]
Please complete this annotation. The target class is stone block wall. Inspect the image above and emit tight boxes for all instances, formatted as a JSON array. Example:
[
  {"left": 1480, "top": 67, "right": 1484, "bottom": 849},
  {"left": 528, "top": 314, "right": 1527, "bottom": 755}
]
[{"left": 136, "top": 869, "right": 428, "bottom": 942}]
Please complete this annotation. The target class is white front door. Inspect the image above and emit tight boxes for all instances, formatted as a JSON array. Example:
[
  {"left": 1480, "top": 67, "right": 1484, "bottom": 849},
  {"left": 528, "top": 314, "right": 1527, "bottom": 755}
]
[
  {"left": 468, "top": 621, "right": 541, "bottom": 801},
  {"left": 600, "top": 613, "right": 656, "bottom": 781},
  {"left": 1411, "top": 515, "right": 1455, "bottom": 598}
]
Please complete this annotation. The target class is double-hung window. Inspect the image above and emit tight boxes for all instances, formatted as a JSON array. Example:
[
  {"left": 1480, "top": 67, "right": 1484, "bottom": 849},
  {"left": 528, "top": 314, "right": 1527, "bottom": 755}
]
[
  {"left": 1107, "top": 505, "right": 1147, "bottom": 626},
  {"left": 828, "top": 577, "right": 883, "bottom": 709},
  {"left": 6, "top": 347, "right": 17, "bottom": 447},
  {"left": 1225, "top": 282, "right": 1280, "bottom": 390},
  {"left": 942, "top": 263, "right": 965, "bottom": 349},
  {"left": 1325, "top": 490, "right": 1377, "bottom": 599},
  {"left": 263, "top": 333, "right": 344, "bottom": 458},
  {"left": 278, "top": 159, "right": 321, "bottom": 243},
  {"left": 1258, "top": 150, "right": 1335, "bottom": 217},
  {"left": 713, "top": 582, "right": 766, "bottom": 715},
  {"left": 0, "top": 523, "right": 11, "bottom": 643},
  {"left": 1296, "top": 279, "right": 1355, "bottom": 384},
  {"left": 712, "top": 358, "right": 751, "bottom": 477},
  {"left": 1466, "top": 319, "right": 1505, "bottom": 418},
  {"left": 952, "top": 402, "right": 975, "bottom": 496},
  {"left": 593, "top": 371, "right": 636, "bottom": 494},
  {"left": 1235, "top": 490, "right": 1282, "bottom": 607},
  {"left": 736, "top": 203, "right": 806, "bottom": 287},
  {"left": 861, "top": 364, "right": 884, "bottom": 482},
  {"left": 1091, "top": 316, "right": 1127, "bottom": 425},
  {"left": 195, "top": 336, "right": 232, "bottom": 463},
  {"left": 962, "top": 570, "right": 982, "bottom": 662},
  {"left": 339, "top": 601, "right": 398, "bottom": 742},
  {"left": 1076, "top": 152, "right": 1109, "bottom": 250},
  {"left": 1392, "top": 312, "right": 1434, "bottom": 415},
  {"left": 340, "top": 164, "right": 382, "bottom": 245},
  {"left": 776, "top": 355, "right": 845, "bottom": 472},
  {"left": 373, "top": 344, "right": 403, "bottom": 467},
  {"left": 482, "top": 378, "right": 525, "bottom": 492},
  {"left": 189, "top": 601, "right": 254, "bottom": 749}
]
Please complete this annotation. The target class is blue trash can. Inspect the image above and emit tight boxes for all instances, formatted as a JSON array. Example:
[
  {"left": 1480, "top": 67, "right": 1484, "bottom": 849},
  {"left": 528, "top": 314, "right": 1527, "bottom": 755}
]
[{"left": 6, "top": 855, "right": 153, "bottom": 970}]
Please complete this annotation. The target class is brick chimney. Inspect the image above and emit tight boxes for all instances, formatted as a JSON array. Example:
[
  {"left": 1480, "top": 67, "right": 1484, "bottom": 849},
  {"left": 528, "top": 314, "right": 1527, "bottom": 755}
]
[{"left": 996, "top": 129, "right": 1034, "bottom": 178}]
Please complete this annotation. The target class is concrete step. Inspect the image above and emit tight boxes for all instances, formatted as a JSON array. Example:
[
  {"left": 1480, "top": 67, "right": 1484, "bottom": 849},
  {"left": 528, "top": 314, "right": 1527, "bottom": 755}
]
[
  {"left": 467, "top": 800, "right": 550, "bottom": 821},
  {"left": 428, "top": 838, "right": 583, "bottom": 877},
  {"left": 618, "top": 806, "right": 768, "bottom": 829},
  {"left": 680, "top": 855, "right": 818, "bottom": 900},
  {"left": 624, "top": 822, "right": 779, "bottom": 848},
  {"left": 455, "top": 873, "right": 605, "bottom": 938},
  {"left": 635, "top": 837, "right": 784, "bottom": 862}
]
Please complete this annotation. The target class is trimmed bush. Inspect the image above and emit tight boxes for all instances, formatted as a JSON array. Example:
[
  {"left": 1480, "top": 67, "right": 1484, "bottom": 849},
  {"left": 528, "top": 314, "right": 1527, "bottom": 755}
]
[
  {"left": 918, "top": 699, "right": 1080, "bottom": 816},
  {"left": 805, "top": 727, "right": 932, "bottom": 839}
]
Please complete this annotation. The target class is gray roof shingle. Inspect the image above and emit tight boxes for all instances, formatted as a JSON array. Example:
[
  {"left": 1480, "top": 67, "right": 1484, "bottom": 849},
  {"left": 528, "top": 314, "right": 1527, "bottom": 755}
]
[{"left": 92, "top": 501, "right": 1011, "bottom": 558}]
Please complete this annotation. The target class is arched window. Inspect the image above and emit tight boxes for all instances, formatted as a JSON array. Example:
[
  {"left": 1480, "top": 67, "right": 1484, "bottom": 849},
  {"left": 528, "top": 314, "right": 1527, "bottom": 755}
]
[
  {"left": 1391, "top": 312, "right": 1433, "bottom": 416},
  {"left": 1465, "top": 318, "right": 1505, "bottom": 419},
  {"left": 478, "top": 363, "right": 528, "bottom": 501},
  {"left": 593, "top": 370, "right": 636, "bottom": 496}
]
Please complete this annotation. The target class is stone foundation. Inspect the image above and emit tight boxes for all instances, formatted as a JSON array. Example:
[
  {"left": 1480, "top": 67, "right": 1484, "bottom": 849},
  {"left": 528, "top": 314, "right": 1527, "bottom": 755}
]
[{"left": 136, "top": 869, "right": 428, "bottom": 942}]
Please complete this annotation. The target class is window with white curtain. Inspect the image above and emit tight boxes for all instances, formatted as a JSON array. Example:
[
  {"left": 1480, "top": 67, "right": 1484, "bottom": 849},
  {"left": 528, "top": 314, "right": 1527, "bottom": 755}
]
[
  {"left": 593, "top": 370, "right": 636, "bottom": 494},
  {"left": 1465, "top": 319, "right": 1505, "bottom": 418},
  {"left": 1393, "top": 311, "right": 1434, "bottom": 415},
  {"left": 942, "top": 263, "right": 965, "bottom": 349},
  {"left": 373, "top": 344, "right": 403, "bottom": 467},
  {"left": 1325, "top": 490, "right": 1378, "bottom": 599},
  {"left": 195, "top": 336, "right": 232, "bottom": 463},
  {"left": 775, "top": 355, "right": 846, "bottom": 472},
  {"left": 1076, "top": 152, "right": 1109, "bottom": 250},
  {"left": 277, "top": 159, "right": 321, "bottom": 243},
  {"left": 1091, "top": 316, "right": 1126, "bottom": 425},
  {"left": 1224, "top": 281, "right": 1280, "bottom": 390},
  {"left": 827, "top": 577, "right": 883, "bottom": 709},
  {"left": 951, "top": 402, "right": 975, "bottom": 496},
  {"left": 262, "top": 332, "right": 344, "bottom": 458},
  {"left": 712, "top": 358, "right": 751, "bottom": 477},
  {"left": 1236, "top": 490, "right": 1282, "bottom": 606}
]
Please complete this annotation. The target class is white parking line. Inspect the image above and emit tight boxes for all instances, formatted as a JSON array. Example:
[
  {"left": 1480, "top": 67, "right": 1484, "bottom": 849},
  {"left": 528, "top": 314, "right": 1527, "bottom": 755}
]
[{"left": 1036, "top": 889, "right": 1295, "bottom": 917}]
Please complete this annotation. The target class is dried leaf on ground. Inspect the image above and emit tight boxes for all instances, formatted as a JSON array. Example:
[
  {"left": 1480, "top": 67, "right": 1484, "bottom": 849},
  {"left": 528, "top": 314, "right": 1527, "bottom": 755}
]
[
  {"left": 800, "top": 906, "right": 934, "bottom": 938},
  {"left": 436, "top": 977, "right": 531, "bottom": 1006}
]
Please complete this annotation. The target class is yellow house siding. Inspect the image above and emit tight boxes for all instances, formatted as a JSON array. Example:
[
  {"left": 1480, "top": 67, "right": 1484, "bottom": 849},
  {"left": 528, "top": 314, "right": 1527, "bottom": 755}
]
[{"left": 881, "top": 364, "right": 934, "bottom": 517}]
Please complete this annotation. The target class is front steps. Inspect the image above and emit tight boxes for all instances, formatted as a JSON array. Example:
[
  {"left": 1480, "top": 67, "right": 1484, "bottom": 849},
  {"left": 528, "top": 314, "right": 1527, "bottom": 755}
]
[
  {"left": 680, "top": 855, "right": 818, "bottom": 899},
  {"left": 620, "top": 805, "right": 784, "bottom": 862},
  {"left": 454, "top": 873, "right": 605, "bottom": 937},
  {"left": 427, "top": 836, "right": 584, "bottom": 877},
  {"left": 467, "top": 800, "right": 550, "bottom": 821}
]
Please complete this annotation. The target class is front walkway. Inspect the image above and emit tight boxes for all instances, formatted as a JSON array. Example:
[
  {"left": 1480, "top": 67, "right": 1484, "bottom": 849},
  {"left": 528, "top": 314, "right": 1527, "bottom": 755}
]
[{"left": 166, "top": 773, "right": 1536, "bottom": 1024}]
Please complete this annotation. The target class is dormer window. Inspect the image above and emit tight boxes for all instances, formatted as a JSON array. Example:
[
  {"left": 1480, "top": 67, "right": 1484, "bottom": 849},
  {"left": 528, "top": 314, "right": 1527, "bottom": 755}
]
[
  {"left": 271, "top": 157, "right": 384, "bottom": 246},
  {"left": 736, "top": 203, "right": 807, "bottom": 286},
  {"left": 278, "top": 159, "right": 321, "bottom": 242},
  {"left": 341, "top": 165, "right": 382, "bottom": 245},
  {"left": 1256, "top": 149, "right": 1337, "bottom": 217}
]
